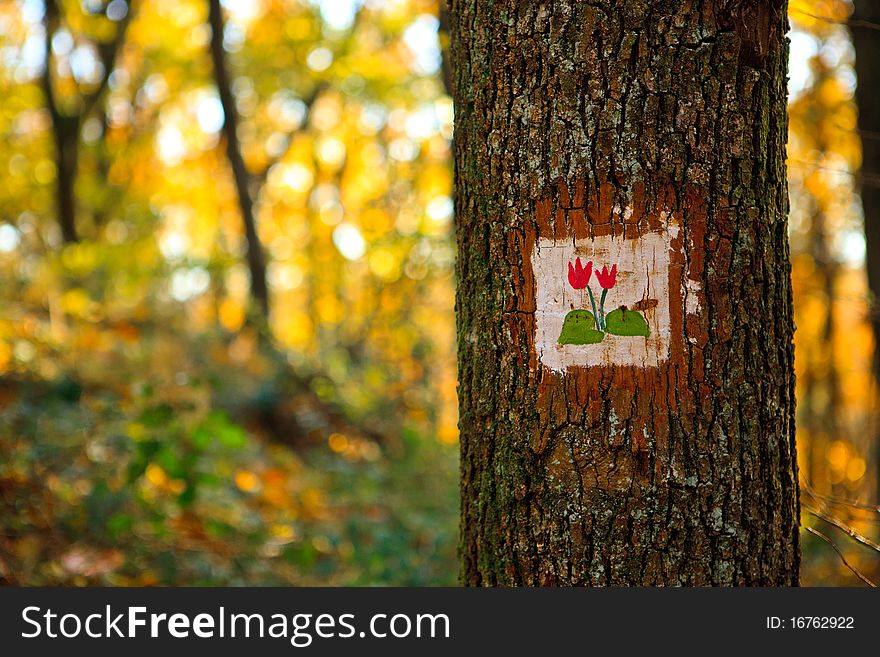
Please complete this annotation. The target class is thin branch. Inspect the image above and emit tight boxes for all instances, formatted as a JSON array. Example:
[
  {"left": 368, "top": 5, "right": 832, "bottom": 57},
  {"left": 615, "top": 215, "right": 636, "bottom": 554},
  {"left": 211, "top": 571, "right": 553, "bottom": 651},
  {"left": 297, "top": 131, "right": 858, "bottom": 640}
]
[
  {"left": 789, "top": 7, "right": 880, "bottom": 32},
  {"left": 43, "top": 0, "right": 134, "bottom": 119},
  {"left": 801, "top": 478, "right": 880, "bottom": 515},
  {"left": 254, "top": 1, "right": 367, "bottom": 183},
  {"left": 437, "top": 2, "right": 453, "bottom": 99},
  {"left": 82, "top": 1, "right": 135, "bottom": 119},
  {"left": 787, "top": 158, "right": 880, "bottom": 188},
  {"left": 803, "top": 503, "right": 880, "bottom": 553},
  {"left": 253, "top": 81, "right": 328, "bottom": 185},
  {"left": 40, "top": 0, "right": 135, "bottom": 243},
  {"left": 42, "top": 0, "right": 79, "bottom": 242},
  {"left": 40, "top": 0, "right": 62, "bottom": 126},
  {"left": 843, "top": 123, "right": 880, "bottom": 142},
  {"left": 803, "top": 526, "right": 877, "bottom": 587},
  {"left": 208, "top": 0, "right": 269, "bottom": 318}
]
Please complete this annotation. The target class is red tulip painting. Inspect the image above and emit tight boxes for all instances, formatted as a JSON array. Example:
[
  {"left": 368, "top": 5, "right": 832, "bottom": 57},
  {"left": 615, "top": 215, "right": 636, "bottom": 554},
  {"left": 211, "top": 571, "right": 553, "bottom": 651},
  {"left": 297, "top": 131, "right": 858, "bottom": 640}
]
[
  {"left": 595, "top": 264, "right": 617, "bottom": 289},
  {"left": 531, "top": 225, "right": 684, "bottom": 371},
  {"left": 567, "top": 258, "right": 592, "bottom": 289},
  {"left": 558, "top": 260, "right": 649, "bottom": 344},
  {"left": 565, "top": 258, "right": 600, "bottom": 332},
  {"left": 594, "top": 264, "right": 617, "bottom": 330}
]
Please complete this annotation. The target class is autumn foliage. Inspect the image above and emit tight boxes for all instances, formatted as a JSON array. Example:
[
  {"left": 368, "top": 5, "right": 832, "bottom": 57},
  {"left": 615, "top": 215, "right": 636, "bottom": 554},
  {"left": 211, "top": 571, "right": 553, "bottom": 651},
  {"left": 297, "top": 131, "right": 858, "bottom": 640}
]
[{"left": 0, "top": 0, "right": 877, "bottom": 585}]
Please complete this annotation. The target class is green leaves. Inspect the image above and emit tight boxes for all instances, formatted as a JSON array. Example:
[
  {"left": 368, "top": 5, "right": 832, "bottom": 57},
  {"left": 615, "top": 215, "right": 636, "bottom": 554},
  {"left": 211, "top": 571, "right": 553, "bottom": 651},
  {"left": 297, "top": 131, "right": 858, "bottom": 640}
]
[
  {"left": 191, "top": 411, "right": 246, "bottom": 450},
  {"left": 604, "top": 308, "right": 650, "bottom": 337},
  {"left": 558, "top": 310, "right": 605, "bottom": 344},
  {"left": 557, "top": 308, "right": 650, "bottom": 343}
]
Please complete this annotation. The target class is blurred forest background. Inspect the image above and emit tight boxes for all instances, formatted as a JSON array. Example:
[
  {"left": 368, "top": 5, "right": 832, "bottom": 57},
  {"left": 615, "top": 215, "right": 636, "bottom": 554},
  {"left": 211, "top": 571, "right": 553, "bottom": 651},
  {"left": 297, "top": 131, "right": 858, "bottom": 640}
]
[{"left": 0, "top": 0, "right": 878, "bottom": 586}]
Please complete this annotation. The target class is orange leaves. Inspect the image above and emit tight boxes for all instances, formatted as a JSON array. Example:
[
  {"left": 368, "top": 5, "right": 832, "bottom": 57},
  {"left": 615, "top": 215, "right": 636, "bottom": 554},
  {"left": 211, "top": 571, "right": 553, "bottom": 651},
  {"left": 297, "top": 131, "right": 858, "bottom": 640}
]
[
  {"left": 112, "top": 321, "right": 141, "bottom": 344},
  {"left": 234, "top": 469, "right": 260, "bottom": 493}
]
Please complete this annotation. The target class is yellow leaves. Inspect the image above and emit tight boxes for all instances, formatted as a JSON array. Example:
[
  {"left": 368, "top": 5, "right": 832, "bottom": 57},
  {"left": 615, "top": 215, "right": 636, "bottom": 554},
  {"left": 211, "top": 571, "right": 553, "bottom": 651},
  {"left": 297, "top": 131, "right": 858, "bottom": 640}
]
[
  {"left": 61, "top": 288, "right": 97, "bottom": 318},
  {"left": 789, "top": 0, "right": 850, "bottom": 36},
  {"left": 126, "top": 422, "right": 147, "bottom": 441},
  {"left": 276, "top": 161, "right": 315, "bottom": 193},
  {"left": 327, "top": 433, "right": 381, "bottom": 462},
  {"left": 163, "top": 0, "right": 201, "bottom": 29},
  {"left": 145, "top": 463, "right": 165, "bottom": 487},
  {"left": 846, "top": 457, "right": 867, "bottom": 482},
  {"left": 107, "top": 160, "right": 130, "bottom": 186},
  {"left": 61, "top": 241, "right": 101, "bottom": 274},
  {"left": 268, "top": 262, "right": 304, "bottom": 290},
  {"left": 420, "top": 161, "right": 453, "bottom": 195},
  {"left": 219, "top": 297, "right": 245, "bottom": 332},
  {"left": 316, "top": 136, "right": 346, "bottom": 170},
  {"left": 310, "top": 96, "right": 343, "bottom": 132},
  {"left": 315, "top": 295, "right": 343, "bottom": 324},
  {"left": 787, "top": 38, "right": 865, "bottom": 532},
  {"left": 327, "top": 432, "right": 348, "bottom": 453},
  {"left": 33, "top": 160, "right": 56, "bottom": 185},
  {"left": 234, "top": 469, "right": 260, "bottom": 493},
  {"left": 224, "top": 263, "right": 251, "bottom": 299},
  {"left": 145, "top": 463, "right": 186, "bottom": 495},
  {"left": 0, "top": 341, "right": 11, "bottom": 373},
  {"left": 826, "top": 441, "right": 867, "bottom": 485},
  {"left": 300, "top": 487, "right": 328, "bottom": 518},
  {"left": 438, "top": 422, "right": 458, "bottom": 445},
  {"left": 273, "top": 312, "right": 313, "bottom": 347},
  {"left": 793, "top": 254, "right": 873, "bottom": 494},
  {"left": 227, "top": 331, "right": 257, "bottom": 365},
  {"left": 817, "top": 75, "right": 848, "bottom": 107},
  {"left": 270, "top": 523, "right": 296, "bottom": 542},
  {"left": 285, "top": 16, "right": 315, "bottom": 40},
  {"left": 827, "top": 440, "right": 849, "bottom": 471},
  {"left": 360, "top": 207, "right": 392, "bottom": 237},
  {"left": 788, "top": 50, "right": 860, "bottom": 173},
  {"left": 368, "top": 248, "right": 401, "bottom": 281}
]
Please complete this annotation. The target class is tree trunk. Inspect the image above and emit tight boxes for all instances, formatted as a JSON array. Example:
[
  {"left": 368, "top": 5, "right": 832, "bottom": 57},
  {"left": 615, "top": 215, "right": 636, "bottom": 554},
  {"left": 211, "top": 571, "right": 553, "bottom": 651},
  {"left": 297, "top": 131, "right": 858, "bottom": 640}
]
[
  {"left": 41, "top": 0, "right": 131, "bottom": 244},
  {"left": 42, "top": 0, "right": 78, "bottom": 243},
  {"left": 51, "top": 117, "right": 80, "bottom": 244},
  {"left": 450, "top": 0, "right": 799, "bottom": 585},
  {"left": 851, "top": 1, "right": 880, "bottom": 502},
  {"left": 208, "top": 0, "right": 270, "bottom": 318}
]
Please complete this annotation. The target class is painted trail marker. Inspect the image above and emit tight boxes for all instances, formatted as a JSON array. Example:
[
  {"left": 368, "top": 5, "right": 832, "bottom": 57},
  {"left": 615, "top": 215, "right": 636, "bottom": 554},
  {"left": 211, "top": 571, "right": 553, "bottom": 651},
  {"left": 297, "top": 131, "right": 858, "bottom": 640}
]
[
  {"left": 532, "top": 221, "right": 695, "bottom": 371},
  {"left": 524, "top": 183, "right": 709, "bottom": 456}
]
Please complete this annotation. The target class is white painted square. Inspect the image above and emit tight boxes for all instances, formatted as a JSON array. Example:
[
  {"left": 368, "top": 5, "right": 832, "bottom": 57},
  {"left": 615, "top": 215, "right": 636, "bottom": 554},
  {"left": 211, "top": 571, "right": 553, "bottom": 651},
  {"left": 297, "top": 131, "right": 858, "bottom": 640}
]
[{"left": 532, "top": 229, "right": 677, "bottom": 370}]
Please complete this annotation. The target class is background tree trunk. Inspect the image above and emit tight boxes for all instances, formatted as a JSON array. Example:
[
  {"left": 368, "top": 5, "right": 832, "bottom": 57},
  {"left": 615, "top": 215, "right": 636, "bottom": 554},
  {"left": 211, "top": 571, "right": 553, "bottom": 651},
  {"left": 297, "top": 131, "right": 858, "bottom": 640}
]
[
  {"left": 42, "top": 0, "right": 79, "bottom": 243},
  {"left": 49, "top": 113, "right": 79, "bottom": 244},
  {"left": 851, "top": 1, "right": 880, "bottom": 502},
  {"left": 208, "top": 0, "right": 270, "bottom": 318},
  {"left": 41, "top": 0, "right": 131, "bottom": 244},
  {"left": 450, "top": 0, "right": 799, "bottom": 585}
]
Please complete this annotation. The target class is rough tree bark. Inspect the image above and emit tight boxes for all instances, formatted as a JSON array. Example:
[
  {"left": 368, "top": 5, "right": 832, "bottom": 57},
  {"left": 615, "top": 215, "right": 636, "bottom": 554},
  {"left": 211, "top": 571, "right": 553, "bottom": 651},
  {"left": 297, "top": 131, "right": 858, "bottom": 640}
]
[
  {"left": 450, "top": 0, "right": 799, "bottom": 585},
  {"left": 208, "top": 0, "right": 270, "bottom": 318},
  {"left": 851, "top": 1, "right": 880, "bottom": 501}
]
